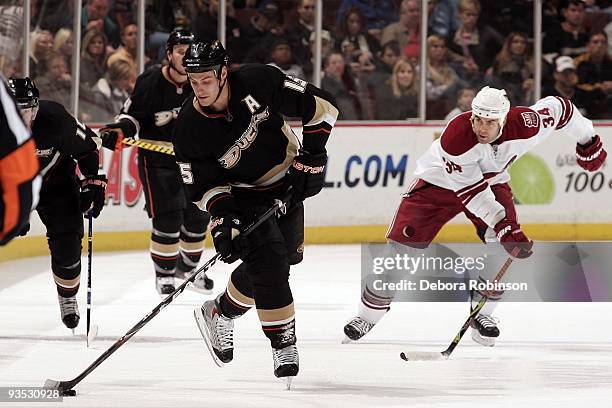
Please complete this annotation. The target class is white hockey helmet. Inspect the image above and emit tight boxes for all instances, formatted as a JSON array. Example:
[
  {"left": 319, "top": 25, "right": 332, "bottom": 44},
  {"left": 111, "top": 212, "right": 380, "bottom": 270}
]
[{"left": 471, "top": 86, "right": 511, "bottom": 133}]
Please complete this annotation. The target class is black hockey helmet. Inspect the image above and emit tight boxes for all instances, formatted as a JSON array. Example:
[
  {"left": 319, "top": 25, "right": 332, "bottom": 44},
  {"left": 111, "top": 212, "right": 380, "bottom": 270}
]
[
  {"left": 183, "top": 40, "right": 228, "bottom": 77},
  {"left": 166, "top": 28, "right": 195, "bottom": 53},
  {"left": 7, "top": 77, "right": 39, "bottom": 109}
]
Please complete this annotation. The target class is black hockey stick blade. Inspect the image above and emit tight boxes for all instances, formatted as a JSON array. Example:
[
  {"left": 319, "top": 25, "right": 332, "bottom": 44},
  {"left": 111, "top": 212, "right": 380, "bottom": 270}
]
[{"left": 42, "top": 194, "right": 290, "bottom": 392}]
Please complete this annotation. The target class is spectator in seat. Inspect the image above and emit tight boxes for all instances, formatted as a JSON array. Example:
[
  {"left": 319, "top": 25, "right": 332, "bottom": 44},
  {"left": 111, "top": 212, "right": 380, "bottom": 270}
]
[
  {"left": 374, "top": 59, "right": 418, "bottom": 120},
  {"left": 487, "top": 32, "right": 534, "bottom": 105},
  {"left": 426, "top": 34, "right": 465, "bottom": 119},
  {"left": 82, "top": 0, "right": 120, "bottom": 50},
  {"left": 193, "top": 0, "right": 246, "bottom": 64},
  {"left": 543, "top": 55, "right": 608, "bottom": 118},
  {"left": 36, "top": 51, "right": 72, "bottom": 109},
  {"left": 336, "top": 0, "right": 398, "bottom": 40},
  {"left": 321, "top": 51, "right": 363, "bottom": 120},
  {"left": 267, "top": 38, "right": 305, "bottom": 79},
  {"left": 381, "top": 0, "right": 421, "bottom": 64},
  {"left": 338, "top": 6, "right": 381, "bottom": 75},
  {"left": 575, "top": 32, "right": 612, "bottom": 99},
  {"left": 242, "top": 0, "right": 284, "bottom": 63},
  {"left": 304, "top": 29, "right": 335, "bottom": 82},
  {"left": 444, "top": 86, "right": 475, "bottom": 121},
  {"left": 447, "top": 0, "right": 504, "bottom": 80},
  {"left": 286, "top": 0, "right": 317, "bottom": 69},
  {"left": 29, "top": 30, "right": 54, "bottom": 80},
  {"left": 107, "top": 23, "right": 141, "bottom": 80},
  {"left": 82, "top": 59, "right": 135, "bottom": 122},
  {"left": 80, "top": 30, "right": 109, "bottom": 88},
  {"left": 53, "top": 28, "right": 74, "bottom": 75},
  {"left": 543, "top": 0, "right": 589, "bottom": 58}
]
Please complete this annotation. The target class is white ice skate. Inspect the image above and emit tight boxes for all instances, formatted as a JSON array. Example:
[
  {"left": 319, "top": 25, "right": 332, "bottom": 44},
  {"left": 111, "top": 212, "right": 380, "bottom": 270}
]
[
  {"left": 176, "top": 269, "right": 213, "bottom": 294},
  {"left": 155, "top": 276, "right": 175, "bottom": 297},
  {"left": 273, "top": 344, "right": 299, "bottom": 390},
  {"left": 58, "top": 294, "right": 80, "bottom": 333},
  {"left": 193, "top": 296, "right": 234, "bottom": 367}
]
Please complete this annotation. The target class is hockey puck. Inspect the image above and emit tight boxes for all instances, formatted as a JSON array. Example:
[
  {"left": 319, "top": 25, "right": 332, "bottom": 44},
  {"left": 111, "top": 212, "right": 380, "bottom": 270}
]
[{"left": 62, "top": 389, "right": 77, "bottom": 397}]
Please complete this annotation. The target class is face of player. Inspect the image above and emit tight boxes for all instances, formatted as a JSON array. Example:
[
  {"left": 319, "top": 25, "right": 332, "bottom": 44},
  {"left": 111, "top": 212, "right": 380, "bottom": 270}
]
[
  {"left": 168, "top": 44, "right": 189, "bottom": 75},
  {"left": 188, "top": 67, "right": 227, "bottom": 107},
  {"left": 471, "top": 115, "right": 500, "bottom": 144},
  {"left": 19, "top": 106, "right": 38, "bottom": 129}
]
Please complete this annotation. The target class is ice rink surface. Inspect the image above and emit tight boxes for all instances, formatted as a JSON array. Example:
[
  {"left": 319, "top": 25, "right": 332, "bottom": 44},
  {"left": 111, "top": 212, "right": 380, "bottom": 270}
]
[{"left": 1, "top": 244, "right": 611, "bottom": 407}]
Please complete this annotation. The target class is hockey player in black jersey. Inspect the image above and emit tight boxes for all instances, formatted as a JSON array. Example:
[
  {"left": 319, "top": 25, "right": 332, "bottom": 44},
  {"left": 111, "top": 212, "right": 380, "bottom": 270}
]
[
  {"left": 8, "top": 77, "right": 107, "bottom": 330},
  {"left": 174, "top": 41, "right": 339, "bottom": 383},
  {"left": 99, "top": 29, "right": 213, "bottom": 295}
]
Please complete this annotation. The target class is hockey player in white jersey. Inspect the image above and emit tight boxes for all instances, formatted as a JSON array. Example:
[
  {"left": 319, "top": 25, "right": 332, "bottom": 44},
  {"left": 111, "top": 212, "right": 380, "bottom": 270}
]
[{"left": 344, "top": 86, "right": 607, "bottom": 346}]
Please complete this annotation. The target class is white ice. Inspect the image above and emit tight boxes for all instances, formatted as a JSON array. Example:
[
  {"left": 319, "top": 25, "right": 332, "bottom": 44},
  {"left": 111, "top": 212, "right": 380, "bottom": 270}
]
[{"left": 1, "top": 245, "right": 611, "bottom": 407}]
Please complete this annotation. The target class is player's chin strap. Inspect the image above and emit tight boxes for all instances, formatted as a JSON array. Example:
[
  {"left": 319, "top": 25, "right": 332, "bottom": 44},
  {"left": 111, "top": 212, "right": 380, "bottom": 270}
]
[{"left": 211, "top": 68, "right": 227, "bottom": 106}]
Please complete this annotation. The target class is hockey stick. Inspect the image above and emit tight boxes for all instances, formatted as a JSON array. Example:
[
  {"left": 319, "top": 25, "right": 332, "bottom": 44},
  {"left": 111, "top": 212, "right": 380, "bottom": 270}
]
[
  {"left": 44, "top": 195, "right": 290, "bottom": 395},
  {"left": 400, "top": 250, "right": 517, "bottom": 361},
  {"left": 86, "top": 211, "right": 98, "bottom": 347},
  {"left": 120, "top": 137, "right": 174, "bottom": 155}
]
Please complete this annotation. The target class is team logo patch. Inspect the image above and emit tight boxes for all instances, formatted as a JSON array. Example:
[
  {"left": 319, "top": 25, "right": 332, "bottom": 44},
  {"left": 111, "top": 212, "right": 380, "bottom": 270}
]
[{"left": 521, "top": 112, "right": 539, "bottom": 128}]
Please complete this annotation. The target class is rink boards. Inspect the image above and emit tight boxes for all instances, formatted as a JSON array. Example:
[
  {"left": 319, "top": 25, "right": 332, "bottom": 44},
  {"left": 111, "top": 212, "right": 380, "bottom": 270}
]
[{"left": 2, "top": 123, "right": 612, "bottom": 260}]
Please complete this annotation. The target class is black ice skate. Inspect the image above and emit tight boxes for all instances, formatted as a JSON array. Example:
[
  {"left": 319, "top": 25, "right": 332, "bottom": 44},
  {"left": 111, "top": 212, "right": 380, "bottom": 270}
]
[
  {"left": 471, "top": 314, "right": 500, "bottom": 347},
  {"left": 155, "top": 276, "right": 175, "bottom": 296},
  {"left": 58, "top": 294, "right": 80, "bottom": 331},
  {"left": 273, "top": 344, "right": 299, "bottom": 389},
  {"left": 176, "top": 269, "right": 213, "bottom": 294},
  {"left": 193, "top": 295, "right": 234, "bottom": 366},
  {"left": 343, "top": 316, "right": 375, "bottom": 342}
]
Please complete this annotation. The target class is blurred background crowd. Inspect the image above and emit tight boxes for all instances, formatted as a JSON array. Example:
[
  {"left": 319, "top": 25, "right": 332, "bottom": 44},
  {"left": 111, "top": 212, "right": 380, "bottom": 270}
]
[{"left": 0, "top": 0, "right": 611, "bottom": 123}]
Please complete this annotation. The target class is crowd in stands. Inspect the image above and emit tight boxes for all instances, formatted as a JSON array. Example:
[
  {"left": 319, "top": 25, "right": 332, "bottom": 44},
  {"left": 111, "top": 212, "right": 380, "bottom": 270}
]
[{"left": 0, "top": 0, "right": 610, "bottom": 122}]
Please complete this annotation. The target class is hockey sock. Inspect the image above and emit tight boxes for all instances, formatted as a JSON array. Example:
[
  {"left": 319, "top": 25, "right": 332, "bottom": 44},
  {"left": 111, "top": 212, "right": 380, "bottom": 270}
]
[
  {"left": 177, "top": 225, "right": 206, "bottom": 273},
  {"left": 150, "top": 227, "right": 179, "bottom": 278},
  {"left": 359, "top": 286, "right": 392, "bottom": 324},
  {"left": 258, "top": 305, "right": 296, "bottom": 349}
]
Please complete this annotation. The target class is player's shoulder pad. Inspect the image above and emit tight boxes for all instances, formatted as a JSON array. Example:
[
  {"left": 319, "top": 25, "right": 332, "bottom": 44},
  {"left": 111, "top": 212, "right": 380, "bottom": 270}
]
[
  {"left": 501, "top": 106, "right": 540, "bottom": 141},
  {"left": 440, "top": 112, "right": 478, "bottom": 157},
  {"left": 34, "top": 100, "right": 77, "bottom": 138},
  {"left": 234, "top": 63, "right": 283, "bottom": 85}
]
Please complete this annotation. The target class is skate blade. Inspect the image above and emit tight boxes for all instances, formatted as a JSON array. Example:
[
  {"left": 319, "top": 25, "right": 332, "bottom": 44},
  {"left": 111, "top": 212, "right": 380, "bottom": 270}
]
[
  {"left": 284, "top": 377, "right": 294, "bottom": 390},
  {"left": 87, "top": 324, "right": 99, "bottom": 347},
  {"left": 341, "top": 336, "right": 353, "bottom": 344},
  {"left": 175, "top": 277, "right": 213, "bottom": 295},
  {"left": 471, "top": 329, "right": 496, "bottom": 347},
  {"left": 193, "top": 307, "right": 225, "bottom": 368}
]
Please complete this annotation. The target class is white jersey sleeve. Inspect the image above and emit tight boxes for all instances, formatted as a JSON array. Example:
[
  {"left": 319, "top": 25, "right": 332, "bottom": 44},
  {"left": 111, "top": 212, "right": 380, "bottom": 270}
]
[{"left": 414, "top": 96, "right": 595, "bottom": 229}]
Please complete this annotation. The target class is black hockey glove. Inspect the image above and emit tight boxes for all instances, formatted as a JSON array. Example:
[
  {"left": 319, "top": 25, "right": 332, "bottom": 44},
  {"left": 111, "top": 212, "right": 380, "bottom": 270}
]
[
  {"left": 99, "top": 120, "right": 137, "bottom": 151},
  {"left": 80, "top": 175, "right": 108, "bottom": 218},
  {"left": 288, "top": 152, "right": 327, "bottom": 203},
  {"left": 210, "top": 215, "right": 245, "bottom": 264}
]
